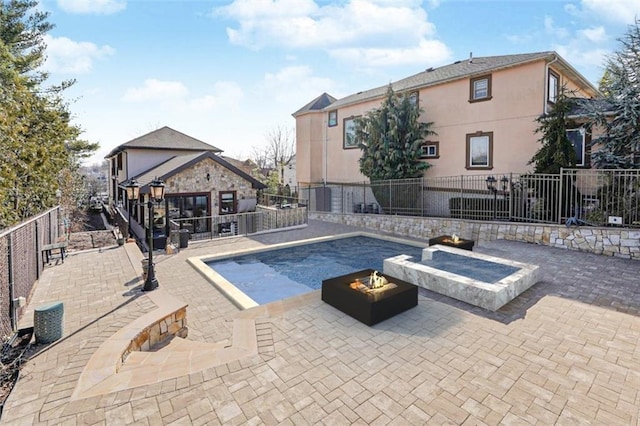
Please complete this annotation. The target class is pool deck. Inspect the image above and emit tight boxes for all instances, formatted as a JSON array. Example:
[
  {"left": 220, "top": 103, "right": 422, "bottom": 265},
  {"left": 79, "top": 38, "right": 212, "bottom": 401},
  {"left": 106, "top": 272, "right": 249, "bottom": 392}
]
[{"left": 3, "top": 220, "right": 640, "bottom": 424}]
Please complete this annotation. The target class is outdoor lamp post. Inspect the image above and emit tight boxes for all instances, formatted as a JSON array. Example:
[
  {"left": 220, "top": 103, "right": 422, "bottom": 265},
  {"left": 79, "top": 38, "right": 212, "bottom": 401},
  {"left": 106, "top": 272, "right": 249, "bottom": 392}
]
[
  {"left": 500, "top": 175, "right": 509, "bottom": 194},
  {"left": 125, "top": 179, "right": 140, "bottom": 239},
  {"left": 486, "top": 175, "right": 498, "bottom": 219},
  {"left": 143, "top": 178, "right": 165, "bottom": 292}
]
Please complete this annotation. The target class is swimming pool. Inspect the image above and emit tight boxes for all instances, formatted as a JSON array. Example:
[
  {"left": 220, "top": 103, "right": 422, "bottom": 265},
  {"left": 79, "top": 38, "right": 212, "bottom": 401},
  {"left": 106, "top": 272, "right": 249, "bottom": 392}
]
[
  {"left": 204, "top": 236, "right": 426, "bottom": 305},
  {"left": 188, "top": 232, "right": 428, "bottom": 309}
]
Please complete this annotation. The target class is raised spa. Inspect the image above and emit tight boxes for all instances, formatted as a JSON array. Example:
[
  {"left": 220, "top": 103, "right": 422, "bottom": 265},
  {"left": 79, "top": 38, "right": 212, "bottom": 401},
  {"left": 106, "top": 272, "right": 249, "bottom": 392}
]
[{"left": 383, "top": 244, "right": 540, "bottom": 311}]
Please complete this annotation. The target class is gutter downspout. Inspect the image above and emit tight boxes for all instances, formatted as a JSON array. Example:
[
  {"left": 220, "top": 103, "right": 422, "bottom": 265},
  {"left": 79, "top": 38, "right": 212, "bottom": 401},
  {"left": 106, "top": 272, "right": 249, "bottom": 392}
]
[
  {"left": 544, "top": 54, "right": 559, "bottom": 115},
  {"left": 322, "top": 112, "right": 327, "bottom": 185}
]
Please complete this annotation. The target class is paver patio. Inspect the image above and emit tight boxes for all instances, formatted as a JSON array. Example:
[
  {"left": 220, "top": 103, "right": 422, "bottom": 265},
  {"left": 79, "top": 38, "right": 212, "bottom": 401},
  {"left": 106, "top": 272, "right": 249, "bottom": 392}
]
[{"left": 3, "top": 220, "right": 640, "bottom": 425}]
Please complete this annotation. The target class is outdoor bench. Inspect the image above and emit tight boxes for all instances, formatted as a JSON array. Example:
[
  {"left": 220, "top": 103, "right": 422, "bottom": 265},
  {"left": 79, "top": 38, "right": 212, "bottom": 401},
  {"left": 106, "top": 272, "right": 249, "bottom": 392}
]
[{"left": 42, "top": 241, "right": 68, "bottom": 265}]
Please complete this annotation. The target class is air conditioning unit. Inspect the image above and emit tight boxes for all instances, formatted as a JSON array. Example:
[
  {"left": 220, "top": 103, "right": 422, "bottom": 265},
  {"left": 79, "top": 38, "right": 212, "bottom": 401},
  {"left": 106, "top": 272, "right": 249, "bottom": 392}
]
[{"left": 608, "top": 216, "right": 623, "bottom": 225}]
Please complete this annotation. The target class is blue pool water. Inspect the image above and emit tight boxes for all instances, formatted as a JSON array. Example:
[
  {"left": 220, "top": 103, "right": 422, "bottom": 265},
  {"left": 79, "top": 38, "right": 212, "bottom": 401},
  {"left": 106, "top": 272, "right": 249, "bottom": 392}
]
[
  {"left": 206, "top": 236, "right": 425, "bottom": 304},
  {"left": 421, "top": 251, "right": 519, "bottom": 283},
  {"left": 206, "top": 236, "right": 521, "bottom": 305}
]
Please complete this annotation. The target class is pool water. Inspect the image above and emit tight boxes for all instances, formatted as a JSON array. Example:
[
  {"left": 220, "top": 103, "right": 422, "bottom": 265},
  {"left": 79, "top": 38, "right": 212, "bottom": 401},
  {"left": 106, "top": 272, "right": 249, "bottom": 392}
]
[
  {"left": 421, "top": 251, "right": 519, "bottom": 283},
  {"left": 206, "top": 236, "right": 425, "bottom": 305}
]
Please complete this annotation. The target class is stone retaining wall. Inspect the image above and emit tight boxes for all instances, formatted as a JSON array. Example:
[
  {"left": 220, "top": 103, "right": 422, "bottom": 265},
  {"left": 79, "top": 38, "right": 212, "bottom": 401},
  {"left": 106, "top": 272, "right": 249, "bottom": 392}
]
[
  {"left": 124, "top": 307, "right": 188, "bottom": 364},
  {"left": 311, "top": 212, "right": 640, "bottom": 260}
]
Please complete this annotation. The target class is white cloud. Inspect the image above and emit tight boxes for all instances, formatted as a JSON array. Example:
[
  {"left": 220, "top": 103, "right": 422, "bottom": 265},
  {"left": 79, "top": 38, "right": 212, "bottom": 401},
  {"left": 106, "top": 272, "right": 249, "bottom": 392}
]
[
  {"left": 215, "top": 0, "right": 450, "bottom": 66},
  {"left": 188, "top": 81, "right": 245, "bottom": 111},
  {"left": 122, "top": 79, "right": 189, "bottom": 102},
  {"left": 262, "top": 65, "right": 338, "bottom": 103},
  {"left": 331, "top": 39, "right": 450, "bottom": 67},
  {"left": 554, "top": 44, "right": 609, "bottom": 69},
  {"left": 544, "top": 16, "right": 569, "bottom": 39},
  {"left": 579, "top": 0, "right": 640, "bottom": 24},
  {"left": 579, "top": 26, "right": 607, "bottom": 43},
  {"left": 43, "top": 35, "right": 114, "bottom": 74},
  {"left": 57, "top": 0, "right": 126, "bottom": 14}
]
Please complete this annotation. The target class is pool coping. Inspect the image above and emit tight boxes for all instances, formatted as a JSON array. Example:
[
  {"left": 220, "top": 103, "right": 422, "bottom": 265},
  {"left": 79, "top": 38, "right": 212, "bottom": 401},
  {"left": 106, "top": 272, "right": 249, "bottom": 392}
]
[
  {"left": 383, "top": 244, "right": 540, "bottom": 311},
  {"left": 187, "top": 232, "right": 429, "bottom": 310}
]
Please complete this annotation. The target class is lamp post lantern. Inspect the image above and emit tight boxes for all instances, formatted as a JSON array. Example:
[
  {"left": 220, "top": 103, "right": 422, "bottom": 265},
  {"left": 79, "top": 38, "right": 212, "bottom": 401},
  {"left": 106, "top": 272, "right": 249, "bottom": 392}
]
[
  {"left": 125, "top": 179, "right": 140, "bottom": 239},
  {"left": 142, "top": 178, "right": 165, "bottom": 292}
]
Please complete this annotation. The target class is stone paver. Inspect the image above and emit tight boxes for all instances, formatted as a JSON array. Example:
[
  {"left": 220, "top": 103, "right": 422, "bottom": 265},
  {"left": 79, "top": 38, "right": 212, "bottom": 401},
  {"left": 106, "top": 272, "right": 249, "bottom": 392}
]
[{"left": 3, "top": 220, "right": 640, "bottom": 425}]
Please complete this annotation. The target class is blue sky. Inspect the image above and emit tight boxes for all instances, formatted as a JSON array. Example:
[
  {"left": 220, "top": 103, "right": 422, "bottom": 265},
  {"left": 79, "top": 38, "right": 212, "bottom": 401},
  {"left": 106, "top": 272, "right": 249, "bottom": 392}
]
[{"left": 39, "top": 0, "right": 640, "bottom": 165}]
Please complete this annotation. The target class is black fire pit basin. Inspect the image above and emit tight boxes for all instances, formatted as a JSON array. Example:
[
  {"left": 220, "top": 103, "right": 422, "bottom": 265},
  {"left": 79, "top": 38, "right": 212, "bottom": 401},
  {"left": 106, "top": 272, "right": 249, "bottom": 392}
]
[{"left": 321, "top": 269, "right": 418, "bottom": 326}]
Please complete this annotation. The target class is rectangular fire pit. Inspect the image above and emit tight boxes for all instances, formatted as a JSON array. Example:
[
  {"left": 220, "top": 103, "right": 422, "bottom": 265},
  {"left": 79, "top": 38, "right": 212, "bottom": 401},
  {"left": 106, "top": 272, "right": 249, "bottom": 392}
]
[
  {"left": 321, "top": 269, "right": 418, "bottom": 326},
  {"left": 429, "top": 235, "right": 474, "bottom": 251}
]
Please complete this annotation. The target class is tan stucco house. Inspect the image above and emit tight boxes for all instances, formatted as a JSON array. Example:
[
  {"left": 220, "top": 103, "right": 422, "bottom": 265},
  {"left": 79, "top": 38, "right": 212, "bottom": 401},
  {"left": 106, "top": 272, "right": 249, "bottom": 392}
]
[
  {"left": 105, "top": 126, "right": 266, "bottom": 244},
  {"left": 294, "top": 51, "right": 600, "bottom": 185}
]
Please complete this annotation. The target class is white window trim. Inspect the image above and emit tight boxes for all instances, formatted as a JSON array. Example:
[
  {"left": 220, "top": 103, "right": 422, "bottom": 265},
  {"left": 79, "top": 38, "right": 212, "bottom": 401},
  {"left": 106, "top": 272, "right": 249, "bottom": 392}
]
[{"left": 567, "top": 128, "right": 586, "bottom": 166}]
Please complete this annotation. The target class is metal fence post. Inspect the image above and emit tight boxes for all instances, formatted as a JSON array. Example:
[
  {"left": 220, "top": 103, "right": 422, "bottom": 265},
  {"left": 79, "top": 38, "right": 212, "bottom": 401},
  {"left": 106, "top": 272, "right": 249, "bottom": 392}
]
[{"left": 558, "top": 168, "right": 564, "bottom": 224}]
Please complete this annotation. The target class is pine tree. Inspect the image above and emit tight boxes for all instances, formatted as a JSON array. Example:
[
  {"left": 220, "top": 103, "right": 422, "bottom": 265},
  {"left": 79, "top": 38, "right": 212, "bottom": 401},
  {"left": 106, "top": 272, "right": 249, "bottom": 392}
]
[
  {"left": 0, "top": 0, "right": 98, "bottom": 228},
  {"left": 355, "top": 85, "right": 434, "bottom": 180},
  {"left": 529, "top": 87, "right": 579, "bottom": 174},
  {"left": 589, "top": 19, "right": 640, "bottom": 168}
]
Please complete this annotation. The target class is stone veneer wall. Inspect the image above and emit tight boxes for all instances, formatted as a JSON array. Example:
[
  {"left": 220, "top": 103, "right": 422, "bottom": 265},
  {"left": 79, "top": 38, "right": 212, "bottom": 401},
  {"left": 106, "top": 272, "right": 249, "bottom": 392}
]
[
  {"left": 311, "top": 212, "right": 640, "bottom": 260},
  {"left": 122, "top": 307, "right": 188, "bottom": 365},
  {"left": 165, "top": 157, "right": 258, "bottom": 213}
]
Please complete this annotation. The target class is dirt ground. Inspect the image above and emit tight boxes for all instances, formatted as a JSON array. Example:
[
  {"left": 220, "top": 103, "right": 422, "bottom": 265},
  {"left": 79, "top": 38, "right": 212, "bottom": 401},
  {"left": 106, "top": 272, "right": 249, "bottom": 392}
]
[{"left": 67, "top": 212, "right": 116, "bottom": 251}]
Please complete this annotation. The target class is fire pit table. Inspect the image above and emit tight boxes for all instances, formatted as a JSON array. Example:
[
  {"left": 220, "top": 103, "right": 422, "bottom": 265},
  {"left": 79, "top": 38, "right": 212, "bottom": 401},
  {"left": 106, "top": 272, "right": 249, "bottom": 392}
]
[
  {"left": 321, "top": 269, "right": 418, "bottom": 326},
  {"left": 429, "top": 235, "right": 474, "bottom": 251}
]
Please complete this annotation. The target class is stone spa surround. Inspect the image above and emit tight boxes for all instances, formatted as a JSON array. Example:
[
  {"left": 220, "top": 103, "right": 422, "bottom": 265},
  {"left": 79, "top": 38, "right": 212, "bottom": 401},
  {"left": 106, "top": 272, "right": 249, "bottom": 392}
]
[{"left": 383, "top": 244, "right": 540, "bottom": 311}]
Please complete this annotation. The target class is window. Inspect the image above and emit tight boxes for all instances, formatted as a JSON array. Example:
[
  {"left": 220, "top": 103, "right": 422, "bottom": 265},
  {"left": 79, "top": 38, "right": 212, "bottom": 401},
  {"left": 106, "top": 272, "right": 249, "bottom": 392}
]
[
  {"left": 343, "top": 117, "right": 358, "bottom": 149},
  {"left": 469, "top": 75, "right": 492, "bottom": 102},
  {"left": 219, "top": 191, "right": 237, "bottom": 214},
  {"left": 548, "top": 69, "right": 559, "bottom": 104},
  {"left": 328, "top": 110, "right": 337, "bottom": 127},
  {"left": 420, "top": 141, "right": 439, "bottom": 159},
  {"left": 166, "top": 194, "right": 210, "bottom": 233},
  {"left": 466, "top": 132, "right": 493, "bottom": 169},
  {"left": 408, "top": 91, "right": 419, "bottom": 106},
  {"left": 566, "top": 128, "right": 588, "bottom": 167}
]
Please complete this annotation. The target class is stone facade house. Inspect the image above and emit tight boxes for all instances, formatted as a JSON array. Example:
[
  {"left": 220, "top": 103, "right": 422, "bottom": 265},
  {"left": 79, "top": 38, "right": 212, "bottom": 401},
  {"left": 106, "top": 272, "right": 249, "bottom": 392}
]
[
  {"left": 293, "top": 51, "right": 600, "bottom": 185},
  {"left": 105, "top": 126, "right": 266, "bottom": 245}
]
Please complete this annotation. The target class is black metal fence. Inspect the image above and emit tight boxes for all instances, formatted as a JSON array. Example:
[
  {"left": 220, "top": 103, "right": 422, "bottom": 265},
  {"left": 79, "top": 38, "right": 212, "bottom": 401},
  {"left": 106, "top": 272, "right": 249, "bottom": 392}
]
[
  {"left": 0, "top": 207, "right": 63, "bottom": 337},
  {"left": 168, "top": 203, "right": 308, "bottom": 243},
  {"left": 298, "top": 169, "right": 640, "bottom": 227}
]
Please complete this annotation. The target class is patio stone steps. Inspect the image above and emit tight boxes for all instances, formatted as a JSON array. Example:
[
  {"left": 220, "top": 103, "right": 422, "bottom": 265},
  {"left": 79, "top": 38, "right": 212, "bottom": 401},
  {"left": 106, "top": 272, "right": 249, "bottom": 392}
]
[{"left": 70, "top": 288, "right": 259, "bottom": 400}]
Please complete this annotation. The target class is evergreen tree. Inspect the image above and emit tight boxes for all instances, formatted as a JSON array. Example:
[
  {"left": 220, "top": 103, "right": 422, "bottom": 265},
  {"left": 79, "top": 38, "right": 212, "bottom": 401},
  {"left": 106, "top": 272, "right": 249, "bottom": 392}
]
[
  {"left": 589, "top": 19, "right": 640, "bottom": 168},
  {"left": 0, "top": 0, "right": 98, "bottom": 228},
  {"left": 355, "top": 85, "right": 435, "bottom": 180},
  {"left": 529, "top": 87, "right": 579, "bottom": 174}
]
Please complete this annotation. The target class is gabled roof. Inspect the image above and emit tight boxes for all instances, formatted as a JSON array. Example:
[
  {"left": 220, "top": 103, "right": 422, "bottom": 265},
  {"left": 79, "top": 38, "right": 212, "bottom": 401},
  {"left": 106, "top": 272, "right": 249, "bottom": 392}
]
[
  {"left": 125, "top": 151, "right": 266, "bottom": 192},
  {"left": 325, "top": 51, "right": 598, "bottom": 110},
  {"left": 105, "top": 126, "right": 222, "bottom": 158},
  {"left": 292, "top": 92, "right": 337, "bottom": 117}
]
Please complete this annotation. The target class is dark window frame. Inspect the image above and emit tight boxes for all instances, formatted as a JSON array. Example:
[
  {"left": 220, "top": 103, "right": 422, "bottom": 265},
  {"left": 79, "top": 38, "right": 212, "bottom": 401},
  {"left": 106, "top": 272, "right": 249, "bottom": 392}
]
[
  {"left": 343, "top": 117, "right": 359, "bottom": 149},
  {"left": 548, "top": 69, "right": 559, "bottom": 104},
  {"left": 408, "top": 90, "right": 419, "bottom": 106},
  {"left": 328, "top": 110, "right": 338, "bottom": 127},
  {"left": 219, "top": 190, "right": 237, "bottom": 214},
  {"left": 420, "top": 141, "right": 439, "bottom": 159},
  {"left": 469, "top": 74, "right": 492, "bottom": 103},
  {"left": 465, "top": 131, "right": 494, "bottom": 170},
  {"left": 566, "top": 128, "right": 591, "bottom": 168}
]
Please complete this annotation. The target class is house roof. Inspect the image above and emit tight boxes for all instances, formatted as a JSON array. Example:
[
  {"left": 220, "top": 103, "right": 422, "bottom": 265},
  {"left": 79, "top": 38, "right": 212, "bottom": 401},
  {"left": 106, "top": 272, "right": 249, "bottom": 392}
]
[
  {"left": 568, "top": 97, "right": 616, "bottom": 118},
  {"left": 124, "top": 151, "right": 267, "bottom": 193},
  {"left": 323, "top": 51, "right": 598, "bottom": 111},
  {"left": 105, "top": 126, "right": 222, "bottom": 158},
  {"left": 292, "top": 92, "right": 337, "bottom": 117}
]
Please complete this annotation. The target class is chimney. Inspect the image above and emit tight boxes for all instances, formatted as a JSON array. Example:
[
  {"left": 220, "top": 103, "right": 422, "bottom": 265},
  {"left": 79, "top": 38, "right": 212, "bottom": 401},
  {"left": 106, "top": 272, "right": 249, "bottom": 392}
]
[{"left": 469, "top": 52, "right": 473, "bottom": 63}]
